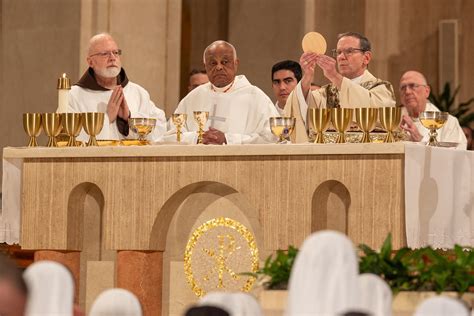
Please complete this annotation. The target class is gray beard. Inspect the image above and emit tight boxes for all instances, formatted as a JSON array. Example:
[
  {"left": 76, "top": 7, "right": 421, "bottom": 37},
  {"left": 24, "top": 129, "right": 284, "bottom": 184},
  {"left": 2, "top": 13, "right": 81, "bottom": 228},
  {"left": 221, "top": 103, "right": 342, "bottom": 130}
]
[{"left": 96, "top": 66, "right": 120, "bottom": 78}]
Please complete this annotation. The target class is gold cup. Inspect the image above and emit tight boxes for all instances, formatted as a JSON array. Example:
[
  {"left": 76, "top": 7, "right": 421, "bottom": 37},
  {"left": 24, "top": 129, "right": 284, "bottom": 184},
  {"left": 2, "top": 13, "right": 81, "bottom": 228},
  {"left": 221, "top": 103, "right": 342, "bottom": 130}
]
[
  {"left": 330, "top": 108, "right": 353, "bottom": 143},
  {"left": 42, "top": 113, "right": 62, "bottom": 147},
  {"left": 128, "top": 117, "right": 156, "bottom": 144},
  {"left": 172, "top": 113, "right": 187, "bottom": 143},
  {"left": 82, "top": 112, "right": 105, "bottom": 146},
  {"left": 355, "top": 108, "right": 378, "bottom": 143},
  {"left": 193, "top": 111, "right": 209, "bottom": 144},
  {"left": 308, "top": 108, "right": 331, "bottom": 143},
  {"left": 379, "top": 107, "right": 402, "bottom": 143},
  {"left": 269, "top": 117, "right": 296, "bottom": 144},
  {"left": 23, "top": 113, "right": 42, "bottom": 147},
  {"left": 419, "top": 111, "right": 448, "bottom": 146},
  {"left": 61, "top": 113, "right": 83, "bottom": 147}
]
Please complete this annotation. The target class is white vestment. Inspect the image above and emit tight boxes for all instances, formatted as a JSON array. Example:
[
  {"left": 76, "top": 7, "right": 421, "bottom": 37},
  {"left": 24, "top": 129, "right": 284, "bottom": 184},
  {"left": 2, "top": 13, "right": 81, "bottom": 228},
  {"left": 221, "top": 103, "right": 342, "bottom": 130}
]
[
  {"left": 173, "top": 75, "right": 279, "bottom": 144},
  {"left": 68, "top": 70, "right": 166, "bottom": 142},
  {"left": 284, "top": 70, "right": 396, "bottom": 142},
  {"left": 403, "top": 102, "right": 467, "bottom": 149},
  {"left": 274, "top": 101, "right": 285, "bottom": 116}
]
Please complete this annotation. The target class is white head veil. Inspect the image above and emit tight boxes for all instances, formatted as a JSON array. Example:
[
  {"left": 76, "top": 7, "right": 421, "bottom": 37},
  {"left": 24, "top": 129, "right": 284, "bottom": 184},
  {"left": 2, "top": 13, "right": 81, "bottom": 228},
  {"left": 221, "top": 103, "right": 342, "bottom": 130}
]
[
  {"left": 355, "top": 273, "right": 392, "bottom": 316},
  {"left": 199, "top": 291, "right": 262, "bottom": 316},
  {"left": 414, "top": 296, "right": 469, "bottom": 316},
  {"left": 286, "top": 230, "right": 359, "bottom": 316},
  {"left": 24, "top": 260, "right": 75, "bottom": 316},
  {"left": 89, "top": 288, "right": 142, "bottom": 316}
]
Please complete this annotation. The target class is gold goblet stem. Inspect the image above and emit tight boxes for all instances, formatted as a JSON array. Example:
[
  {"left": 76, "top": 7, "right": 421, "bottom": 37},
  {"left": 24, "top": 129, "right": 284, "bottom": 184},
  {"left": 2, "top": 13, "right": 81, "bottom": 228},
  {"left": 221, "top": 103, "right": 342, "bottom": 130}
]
[
  {"left": 279, "top": 134, "right": 286, "bottom": 144},
  {"left": 67, "top": 136, "right": 77, "bottom": 147},
  {"left": 360, "top": 132, "right": 371, "bottom": 143},
  {"left": 28, "top": 137, "right": 38, "bottom": 147},
  {"left": 314, "top": 132, "right": 324, "bottom": 144},
  {"left": 428, "top": 128, "right": 439, "bottom": 146},
  {"left": 336, "top": 132, "right": 346, "bottom": 143},
  {"left": 176, "top": 126, "right": 182, "bottom": 142},
  {"left": 197, "top": 123, "right": 204, "bottom": 144},
  {"left": 87, "top": 135, "right": 98, "bottom": 146},
  {"left": 384, "top": 130, "right": 396, "bottom": 143},
  {"left": 47, "top": 136, "right": 57, "bottom": 147}
]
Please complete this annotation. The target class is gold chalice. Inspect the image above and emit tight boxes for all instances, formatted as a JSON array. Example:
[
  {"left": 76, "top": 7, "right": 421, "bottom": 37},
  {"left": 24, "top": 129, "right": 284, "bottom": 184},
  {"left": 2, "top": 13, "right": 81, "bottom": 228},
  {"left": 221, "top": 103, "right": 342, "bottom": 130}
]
[
  {"left": 42, "top": 113, "right": 62, "bottom": 147},
  {"left": 193, "top": 111, "right": 209, "bottom": 144},
  {"left": 269, "top": 117, "right": 296, "bottom": 144},
  {"left": 82, "top": 112, "right": 105, "bottom": 146},
  {"left": 419, "top": 111, "right": 449, "bottom": 146},
  {"left": 23, "top": 113, "right": 42, "bottom": 147},
  {"left": 379, "top": 107, "right": 402, "bottom": 143},
  {"left": 355, "top": 108, "right": 378, "bottom": 143},
  {"left": 308, "top": 108, "right": 331, "bottom": 143},
  {"left": 61, "top": 113, "right": 83, "bottom": 147},
  {"left": 330, "top": 108, "right": 353, "bottom": 143},
  {"left": 172, "top": 113, "right": 187, "bottom": 143},
  {"left": 128, "top": 117, "right": 156, "bottom": 144}
]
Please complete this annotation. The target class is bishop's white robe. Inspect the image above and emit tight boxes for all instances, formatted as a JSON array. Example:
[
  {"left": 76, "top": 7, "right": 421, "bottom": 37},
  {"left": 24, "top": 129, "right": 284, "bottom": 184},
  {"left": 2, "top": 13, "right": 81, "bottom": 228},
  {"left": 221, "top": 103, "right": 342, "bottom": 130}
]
[{"left": 173, "top": 75, "right": 279, "bottom": 144}]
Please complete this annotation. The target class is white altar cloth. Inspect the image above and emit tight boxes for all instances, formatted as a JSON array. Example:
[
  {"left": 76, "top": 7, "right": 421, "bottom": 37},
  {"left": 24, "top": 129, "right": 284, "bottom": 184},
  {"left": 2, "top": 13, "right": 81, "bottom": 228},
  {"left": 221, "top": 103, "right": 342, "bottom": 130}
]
[{"left": 404, "top": 143, "right": 474, "bottom": 248}]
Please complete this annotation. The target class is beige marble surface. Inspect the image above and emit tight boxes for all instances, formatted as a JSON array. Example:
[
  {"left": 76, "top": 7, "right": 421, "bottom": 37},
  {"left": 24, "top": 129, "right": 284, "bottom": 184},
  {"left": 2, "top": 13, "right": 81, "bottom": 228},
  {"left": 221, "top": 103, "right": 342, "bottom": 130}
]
[{"left": 3, "top": 142, "right": 405, "bottom": 158}]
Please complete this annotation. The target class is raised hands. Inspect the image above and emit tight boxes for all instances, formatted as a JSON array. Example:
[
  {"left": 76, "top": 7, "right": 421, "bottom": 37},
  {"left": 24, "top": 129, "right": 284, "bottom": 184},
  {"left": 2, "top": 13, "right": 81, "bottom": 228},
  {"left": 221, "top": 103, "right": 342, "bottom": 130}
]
[
  {"left": 107, "top": 86, "right": 130, "bottom": 122},
  {"left": 300, "top": 52, "right": 318, "bottom": 98},
  {"left": 299, "top": 52, "right": 343, "bottom": 97},
  {"left": 400, "top": 114, "right": 422, "bottom": 142}
]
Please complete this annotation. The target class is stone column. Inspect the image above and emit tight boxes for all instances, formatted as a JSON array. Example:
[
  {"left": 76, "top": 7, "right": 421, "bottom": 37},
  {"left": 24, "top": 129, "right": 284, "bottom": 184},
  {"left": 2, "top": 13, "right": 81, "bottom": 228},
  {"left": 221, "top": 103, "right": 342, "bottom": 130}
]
[
  {"left": 117, "top": 251, "right": 163, "bottom": 316},
  {"left": 34, "top": 250, "right": 81, "bottom": 303}
]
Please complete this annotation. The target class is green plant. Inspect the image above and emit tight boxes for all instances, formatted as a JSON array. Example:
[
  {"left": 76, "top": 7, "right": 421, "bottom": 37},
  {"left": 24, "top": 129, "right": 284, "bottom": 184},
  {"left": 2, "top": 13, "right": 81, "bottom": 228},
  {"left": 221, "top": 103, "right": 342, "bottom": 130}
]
[
  {"left": 248, "top": 234, "right": 474, "bottom": 294},
  {"left": 359, "top": 234, "right": 474, "bottom": 294},
  {"left": 358, "top": 234, "right": 415, "bottom": 293},
  {"left": 429, "top": 82, "right": 474, "bottom": 126},
  {"left": 243, "top": 246, "right": 298, "bottom": 289}
]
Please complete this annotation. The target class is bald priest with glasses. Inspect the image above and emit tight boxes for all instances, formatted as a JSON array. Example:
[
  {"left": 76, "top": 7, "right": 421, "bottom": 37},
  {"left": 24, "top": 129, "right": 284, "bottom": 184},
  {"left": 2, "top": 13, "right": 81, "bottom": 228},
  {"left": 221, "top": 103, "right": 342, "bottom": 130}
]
[
  {"left": 68, "top": 33, "right": 166, "bottom": 142},
  {"left": 284, "top": 32, "right": 396, "bottom": 143}
]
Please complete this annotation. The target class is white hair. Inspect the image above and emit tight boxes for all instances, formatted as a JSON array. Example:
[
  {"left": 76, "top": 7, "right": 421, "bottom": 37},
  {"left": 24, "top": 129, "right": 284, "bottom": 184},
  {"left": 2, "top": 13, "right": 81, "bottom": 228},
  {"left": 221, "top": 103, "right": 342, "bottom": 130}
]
[{"left": 202, "top": 40, "right": 238, "bottom": 64}]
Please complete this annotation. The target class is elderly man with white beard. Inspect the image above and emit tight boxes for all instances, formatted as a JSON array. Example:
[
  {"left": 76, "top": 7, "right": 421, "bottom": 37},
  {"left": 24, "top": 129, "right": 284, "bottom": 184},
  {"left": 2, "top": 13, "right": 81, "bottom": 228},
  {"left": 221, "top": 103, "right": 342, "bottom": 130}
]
[{"left": 68, "top": 33, "right": 166, "bottom": 142}]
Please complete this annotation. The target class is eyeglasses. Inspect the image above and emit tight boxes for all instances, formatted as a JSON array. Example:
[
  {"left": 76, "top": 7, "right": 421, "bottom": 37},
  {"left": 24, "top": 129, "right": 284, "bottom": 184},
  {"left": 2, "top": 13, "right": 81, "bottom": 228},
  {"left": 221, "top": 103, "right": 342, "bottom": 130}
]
[
  {"left": 399, "top": 83, "right": 426, "bottom": 92},
  {"left": 89, "top": 49, "right": 122, "bottom": 58},
  {"left": 331, "top": 48, "right": 366, "bottom": 58}
]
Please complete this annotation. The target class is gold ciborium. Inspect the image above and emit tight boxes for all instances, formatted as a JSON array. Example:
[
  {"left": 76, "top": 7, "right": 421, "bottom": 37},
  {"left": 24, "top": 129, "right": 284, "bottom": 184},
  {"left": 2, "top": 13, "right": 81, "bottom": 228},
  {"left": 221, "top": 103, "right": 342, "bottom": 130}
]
[
  {"left": 23, "top": 113, "right": 42, "bottom": 147},
  {"left": 61, "top": 113, "right": 83, "bottom": 147},
  {"left": 128, "top": 117, "right": 156, "bottom": 144},
  {"left": 172, "top": 113, "right": 187, "bottom": 143},
  {"left": 330, "top": 108, "right": 353, "bottom": 143},
  {"left": 42, "top": 113, "right": 62, "bottom": 147},
  {"left": 379, "top": 107, "right": 402, "bottom": 143},
  {"left": 419, "top": 111, "right": 448, "bottom": 146},
  {"left": 355, "top": 108, "right": 378, "bottom": 143},
  {"left": 193, "top": 111, "right": 209, "bottom": 144},
  {"left": 269, "top": 117, "right": 296, "bottom": 144},
  {"left": 82, "top": 112, "right": 105, "bottom": 146},
  {"left": 308, "top": 108, "right": 331, "bottom": 143}
]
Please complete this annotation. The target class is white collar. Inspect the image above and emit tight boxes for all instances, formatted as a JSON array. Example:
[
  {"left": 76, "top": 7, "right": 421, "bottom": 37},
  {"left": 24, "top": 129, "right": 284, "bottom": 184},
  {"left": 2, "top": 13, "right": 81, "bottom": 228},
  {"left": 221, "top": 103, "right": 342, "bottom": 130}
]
[
  {"left": 350, "top": 71, "right": 366, "bottom": 84},
  {"left": 211, "top": 80, "right": 235, "bottom": 93}
]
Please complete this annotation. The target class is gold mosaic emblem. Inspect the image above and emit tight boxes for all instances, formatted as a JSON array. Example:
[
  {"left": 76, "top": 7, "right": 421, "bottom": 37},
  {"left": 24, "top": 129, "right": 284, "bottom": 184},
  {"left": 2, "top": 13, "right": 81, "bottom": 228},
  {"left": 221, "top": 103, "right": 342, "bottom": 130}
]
[{"left": 184, "top": 217, "right": 259, "bottom": 297}]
